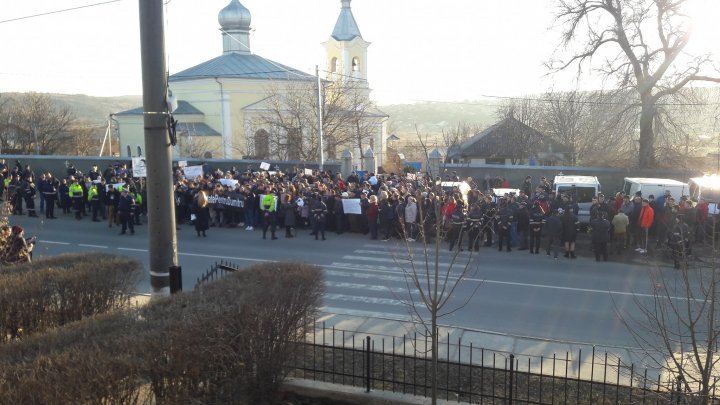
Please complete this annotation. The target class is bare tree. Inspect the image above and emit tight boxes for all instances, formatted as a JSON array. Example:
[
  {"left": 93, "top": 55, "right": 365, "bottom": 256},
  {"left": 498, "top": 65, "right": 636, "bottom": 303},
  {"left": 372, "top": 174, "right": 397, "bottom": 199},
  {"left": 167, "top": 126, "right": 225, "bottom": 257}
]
[
  {"left": 551, "top": 0, "right": 720, "bottom": 168},
  {"left": 619, "top": 230, "right": 720, "bottom": 404},
  {"left": 495, "top": 98, "right": 547, "bottom": 164},
  {"left": 250, "top": 78, "right": 382, "bottom": 162},
  {"left": 393, "top": 193, "right": 483, "bottom": 405},
  {"left": 46, "top": 120, "right": 117, "bottom": 156},
  {"left": 0, "top": 93, "right": 74, "bottom": 155}
]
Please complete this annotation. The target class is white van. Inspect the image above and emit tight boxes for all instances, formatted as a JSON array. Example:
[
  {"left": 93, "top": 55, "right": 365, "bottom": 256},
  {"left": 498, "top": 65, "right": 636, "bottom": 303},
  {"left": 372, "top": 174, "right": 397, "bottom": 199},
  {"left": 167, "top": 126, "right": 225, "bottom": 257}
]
[
  {"left": 622, "top": 178, "right": 688, "bottom": 200},
  {"left": 689, "top": 176, "right": 720, "bottom": 212},
  {"left": 553, "top": 175, "right": 602, "bottom": 224}
]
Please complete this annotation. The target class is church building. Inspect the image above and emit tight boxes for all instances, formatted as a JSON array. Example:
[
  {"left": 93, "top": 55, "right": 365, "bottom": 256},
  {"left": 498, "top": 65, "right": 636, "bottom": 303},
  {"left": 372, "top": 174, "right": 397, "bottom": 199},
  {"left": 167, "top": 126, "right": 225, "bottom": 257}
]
[{"left": 114, "top": 0, "right": 387, "bottom": 170}]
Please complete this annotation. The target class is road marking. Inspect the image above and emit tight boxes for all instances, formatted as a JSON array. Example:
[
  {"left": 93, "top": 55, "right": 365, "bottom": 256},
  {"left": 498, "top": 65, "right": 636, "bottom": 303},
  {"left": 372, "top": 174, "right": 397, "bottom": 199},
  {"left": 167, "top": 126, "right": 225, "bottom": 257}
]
[
  {"left": 178, "top": 252, "right": 271, "bottom": 262},
  {"left": 78, "top": 244, "right": 108, "bottom": 248},
  {"left": 324, "top": 293, "right": 405, "bottom": 306},
  {"left": 117, "top": 247, "right": 148, "bottom": 252},
  {"left": 40, "top": 240, "right": 71, "bottom": 245},
  {"left": 320, "top": 306, "right": 412, "bottom": 322}
]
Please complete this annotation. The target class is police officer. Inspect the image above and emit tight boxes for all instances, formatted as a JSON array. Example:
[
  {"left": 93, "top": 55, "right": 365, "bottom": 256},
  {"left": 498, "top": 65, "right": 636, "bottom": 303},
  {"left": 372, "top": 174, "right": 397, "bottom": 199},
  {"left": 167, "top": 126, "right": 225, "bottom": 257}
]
[
  {"left": 480, "top": 195, "right": 496, "bottom": 247},
  {"left": 590, "top": 212, "right": 611, "bottom": 261},
  {"left": 260, "top": 188, "right": 278, "bottom": 240},
  {"left": 117, "top": 189, "right": 135, "bottom": 235},
  {"left": 87, "top": 182, "right": 101, "bottom": 222},
  {"left": 496, "top": 198, "right": 514, "bottom": 252},
  {"left": 24, "top": 177, "right": 38, "bottom": 217},
  {"left": 68, "top": 177, "right": 84, "bottom": 220},
  {"left": 669, "top": 213, "right": 690, "bottom": 269},
  {"left": 466, "top": 200, "right": 483, "bottom": 252},
  {"left": 447, "top": 198, "right": 466, "bottom": 252},
  {"left": 40, "top": 173, "right": 58, "bottom": 219},
  {"left": 528, "top": 201, "right": 545, "bottom": 254},
  {"left": 311, "top": 193, "right": 328, "bottom": 241},
  {"left": 130, "top": 188, "right": 142, "bottom": 225}
]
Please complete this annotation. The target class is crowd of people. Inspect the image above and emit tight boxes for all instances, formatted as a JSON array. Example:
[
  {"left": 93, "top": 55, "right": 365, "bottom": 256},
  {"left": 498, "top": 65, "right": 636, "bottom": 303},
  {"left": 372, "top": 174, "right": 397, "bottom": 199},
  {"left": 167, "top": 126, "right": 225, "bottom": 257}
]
[{"left": 0, "top": 158, "right": 713, "bottom": 269}]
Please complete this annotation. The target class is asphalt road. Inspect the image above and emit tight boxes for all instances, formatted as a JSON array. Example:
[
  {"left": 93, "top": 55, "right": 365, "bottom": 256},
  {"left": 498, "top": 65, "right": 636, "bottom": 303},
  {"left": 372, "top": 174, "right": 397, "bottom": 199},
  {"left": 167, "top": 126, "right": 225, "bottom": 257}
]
[{"left": 9, "top": 211, "right": 682, "bottom": 350}]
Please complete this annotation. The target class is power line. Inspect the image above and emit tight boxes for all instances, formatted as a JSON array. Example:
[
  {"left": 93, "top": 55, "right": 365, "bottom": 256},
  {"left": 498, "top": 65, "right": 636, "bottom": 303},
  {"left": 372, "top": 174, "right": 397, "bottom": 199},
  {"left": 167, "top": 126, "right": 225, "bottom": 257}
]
[{"left": 0, "top": 0, "right": 123, "bottom": 25}]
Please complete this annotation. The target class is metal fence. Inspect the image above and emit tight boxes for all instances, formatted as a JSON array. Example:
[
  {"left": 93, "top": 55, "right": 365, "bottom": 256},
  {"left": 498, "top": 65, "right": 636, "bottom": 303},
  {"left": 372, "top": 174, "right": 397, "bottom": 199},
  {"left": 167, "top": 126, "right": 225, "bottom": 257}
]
[
  {"left": 194, "top": 260, "right": 241, "bottom": 289},
  {"left": 287, "top": 322, "right": 717, "bottom": 404}
]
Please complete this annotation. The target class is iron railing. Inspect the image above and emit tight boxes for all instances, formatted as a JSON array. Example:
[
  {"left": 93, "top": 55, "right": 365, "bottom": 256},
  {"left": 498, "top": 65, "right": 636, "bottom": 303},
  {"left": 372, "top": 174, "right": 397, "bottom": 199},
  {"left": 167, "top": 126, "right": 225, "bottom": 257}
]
[
  {"left": 287, "top": 321, "right": 718, "bottom": 404},
  {"left": 194, "top": 260, "right": 241, "bottom": 289}
]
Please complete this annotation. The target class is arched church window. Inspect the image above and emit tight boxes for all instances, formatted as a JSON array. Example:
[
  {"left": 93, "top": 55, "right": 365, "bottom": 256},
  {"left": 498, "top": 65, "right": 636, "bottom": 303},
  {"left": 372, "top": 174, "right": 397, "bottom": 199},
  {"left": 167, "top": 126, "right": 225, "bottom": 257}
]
[
  {"left": 254, "top": 129, "right": 269, "bottom": 159},
  {"left": 330, "top": 57, "right": 338, "bottom": 73},
  {"left": 352, "top": 57, "right": 360, "bottom": 72}
]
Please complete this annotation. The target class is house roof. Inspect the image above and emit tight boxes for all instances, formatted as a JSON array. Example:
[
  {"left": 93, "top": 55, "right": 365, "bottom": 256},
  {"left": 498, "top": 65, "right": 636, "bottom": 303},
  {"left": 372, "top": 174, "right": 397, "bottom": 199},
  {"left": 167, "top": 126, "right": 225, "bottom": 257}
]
[
  {"left": 114, "top": 100, "right": 204, "bottom": 116},
  {"left": 176, "top": 122, "right": 221, "bottom": 137},
  {"left": 450, "top": 117, "right": 566, "bottom": 159},
  {"left": 170, "top": 52, "right": 315, "bottom": 82}
]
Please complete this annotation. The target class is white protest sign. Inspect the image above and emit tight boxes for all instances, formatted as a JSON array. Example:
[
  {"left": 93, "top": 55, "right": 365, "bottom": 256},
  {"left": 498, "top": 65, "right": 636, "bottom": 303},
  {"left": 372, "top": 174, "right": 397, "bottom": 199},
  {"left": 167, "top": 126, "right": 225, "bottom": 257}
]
[
  {"left": 304, "top": 168, "right": 313, "bottom": 176},
  {"left": 178, "top": 160, "right": 188, "bottom": 168},
  {"left": 260, "top": 162, "right": 271, "bottom": 171},
  {"left": 341, "top": 198, "right": 362, "bottom": 215},
  {"left": 132, "top": 157, "right": 147, "bottom": 178},
  {"left": 183, "top": 165, "right": 204, "bottom": 179},
  {"left": 108, "top": 183, "right": 125, "bottom": 191},
  {"left": 219, "top": 178, "right": 239, "bottom": 187}
]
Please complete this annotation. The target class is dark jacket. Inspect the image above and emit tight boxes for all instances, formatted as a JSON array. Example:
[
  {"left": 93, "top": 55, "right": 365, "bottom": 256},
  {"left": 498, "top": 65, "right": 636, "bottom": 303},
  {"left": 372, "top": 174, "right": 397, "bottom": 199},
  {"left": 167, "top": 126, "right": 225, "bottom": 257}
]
[{"left": 590, "top": 218, "right": 611, "bottom": 244}]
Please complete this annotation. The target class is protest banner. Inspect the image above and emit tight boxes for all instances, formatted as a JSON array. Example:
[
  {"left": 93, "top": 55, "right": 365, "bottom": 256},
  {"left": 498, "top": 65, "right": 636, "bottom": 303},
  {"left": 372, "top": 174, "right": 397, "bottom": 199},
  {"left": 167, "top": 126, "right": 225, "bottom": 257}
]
[
  {"left": 183, "top": 165, "right": 203, "bottom": 179},
  {"left": 260, "top": 162, "right": 271, "bottom": 171},
  {"left": 178, "top": 160, "right": 188, "bottom": 168},
  {"left": 218, "top": 178, "right": 239, "bottom": 188},
  {"left": 341, "top": 198, "right": 362, "bottom": 215},
  {"left": 207, "top": 192, "right": 245, "bottom": 211},
  {"left": 304, "top": 168, "right": 313, "bottom": 176},
  {"left": 132, "top": 157, "right": 147, "bottom": 178}
]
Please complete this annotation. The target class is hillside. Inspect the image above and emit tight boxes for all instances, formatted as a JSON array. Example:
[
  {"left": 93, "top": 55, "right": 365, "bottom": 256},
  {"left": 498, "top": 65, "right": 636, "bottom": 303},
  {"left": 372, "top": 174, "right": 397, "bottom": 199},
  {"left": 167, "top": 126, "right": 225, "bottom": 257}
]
[
  {"left": 380, "top": 100, "right": 500, "bottom": 137},
  {"left": 3, "top": 93, "right": 142, "bottom": 124}
]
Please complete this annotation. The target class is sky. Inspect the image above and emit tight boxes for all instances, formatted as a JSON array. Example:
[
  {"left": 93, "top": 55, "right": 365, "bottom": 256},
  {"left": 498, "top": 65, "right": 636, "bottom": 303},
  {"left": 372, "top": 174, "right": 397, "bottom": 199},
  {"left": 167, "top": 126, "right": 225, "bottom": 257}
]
[{"left": 1, "top": 0, "right": 719, "bottom": 105}]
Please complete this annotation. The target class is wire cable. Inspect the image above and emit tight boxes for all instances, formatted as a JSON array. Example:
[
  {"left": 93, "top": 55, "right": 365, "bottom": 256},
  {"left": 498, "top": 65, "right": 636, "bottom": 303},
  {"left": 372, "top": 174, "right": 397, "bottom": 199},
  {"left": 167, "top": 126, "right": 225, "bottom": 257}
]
[{"left": 0, "top": 0, "right": 123, "bottom": 25}]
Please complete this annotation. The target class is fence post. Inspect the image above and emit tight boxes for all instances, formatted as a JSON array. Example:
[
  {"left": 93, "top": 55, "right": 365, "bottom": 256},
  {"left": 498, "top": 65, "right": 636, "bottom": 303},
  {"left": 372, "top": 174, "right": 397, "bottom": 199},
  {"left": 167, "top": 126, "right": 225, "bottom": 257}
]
[
  {"left": 169, "top": 265, "right": 182, "bottom": 294},
  {"left": 366, "top": 336, "right": 372, "bottom": 393},
  {"left": 509, "top": 353, "right": 515, "bottom": 405}
]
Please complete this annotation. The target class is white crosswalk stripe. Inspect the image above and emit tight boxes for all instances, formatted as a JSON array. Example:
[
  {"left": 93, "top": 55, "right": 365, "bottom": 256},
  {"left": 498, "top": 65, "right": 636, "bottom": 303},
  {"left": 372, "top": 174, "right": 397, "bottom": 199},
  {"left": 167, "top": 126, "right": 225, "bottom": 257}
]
[{"left": 321, "top": 243, "right": 474, "bottom": 320}]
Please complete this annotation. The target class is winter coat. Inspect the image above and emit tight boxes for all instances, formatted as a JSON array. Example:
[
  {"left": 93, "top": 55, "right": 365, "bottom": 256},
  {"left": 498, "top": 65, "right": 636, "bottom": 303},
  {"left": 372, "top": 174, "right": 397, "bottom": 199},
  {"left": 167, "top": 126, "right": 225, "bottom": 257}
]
[
  {"left": 639, "top": 206, "right": 654, "bottom": 229},
  {"left": 280, "top": 201, "right": 297, "bottom": 227},
  {"left": 404, "top": 202, "right": 417, "bottom": 224},
  {"left": 560, "top": 212, "right": 579, "bottom": 242},
  {"left": 590, "top": 218, "right": 611, "bottom": 244},
  {"left": 544, "top": 215, "right": 562, "bottom": 238}
]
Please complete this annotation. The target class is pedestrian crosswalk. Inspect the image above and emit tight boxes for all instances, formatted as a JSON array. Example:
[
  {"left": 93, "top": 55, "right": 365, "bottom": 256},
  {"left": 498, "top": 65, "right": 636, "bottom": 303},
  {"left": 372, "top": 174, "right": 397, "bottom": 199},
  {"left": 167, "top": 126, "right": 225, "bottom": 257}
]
[{"left": 319, "top": 242, "right": 483, "bottom": 322}]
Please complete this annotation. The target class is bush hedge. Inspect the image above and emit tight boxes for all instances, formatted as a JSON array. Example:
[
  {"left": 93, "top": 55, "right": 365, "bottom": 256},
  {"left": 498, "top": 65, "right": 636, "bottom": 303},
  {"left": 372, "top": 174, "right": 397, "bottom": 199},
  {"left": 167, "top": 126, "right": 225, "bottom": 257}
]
[
  {"left": 0, "top": 253, "right": 142, "bottom": 342},
  {"left": 0, "top": 261, "right": 324, "bottom": 405}
]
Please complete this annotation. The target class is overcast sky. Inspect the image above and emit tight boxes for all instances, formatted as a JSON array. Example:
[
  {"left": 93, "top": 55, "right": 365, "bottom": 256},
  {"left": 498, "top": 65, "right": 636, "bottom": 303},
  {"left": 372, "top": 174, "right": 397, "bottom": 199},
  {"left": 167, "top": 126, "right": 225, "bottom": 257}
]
[{"left": 1, "top": 0, "right": 718, "bottom": 105}]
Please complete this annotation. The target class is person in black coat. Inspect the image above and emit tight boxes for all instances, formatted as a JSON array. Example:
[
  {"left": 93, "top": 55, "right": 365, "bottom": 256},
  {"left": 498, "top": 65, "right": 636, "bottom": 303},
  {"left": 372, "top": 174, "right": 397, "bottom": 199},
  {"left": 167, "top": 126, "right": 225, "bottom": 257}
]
[
  {"left": 280, "top": 194, "right": 297, "bottom": 238},
  {"left": 560, "top": 208, "right": 579, "bottom": 258},
  {"left": 117, "top": 189, "right": 135, "bottom": 235},
  {"left": 192, "top": 190, "right": 210, "bottom": 237},
  {"left": 311, "top": 193, "right": 328, "bottom": 240},
  {"left": 544, "top": 209, "right": 563, "bottom": 259},
  {"left": 590, "top": 213, "right": 611, "bottom": 261}
]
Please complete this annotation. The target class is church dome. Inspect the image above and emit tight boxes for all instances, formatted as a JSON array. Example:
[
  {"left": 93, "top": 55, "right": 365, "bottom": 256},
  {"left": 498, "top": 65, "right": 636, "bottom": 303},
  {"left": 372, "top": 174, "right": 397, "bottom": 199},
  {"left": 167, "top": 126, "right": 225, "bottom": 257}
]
[{"left": 218, "top": 0, "right": 251, "bottom": 31}]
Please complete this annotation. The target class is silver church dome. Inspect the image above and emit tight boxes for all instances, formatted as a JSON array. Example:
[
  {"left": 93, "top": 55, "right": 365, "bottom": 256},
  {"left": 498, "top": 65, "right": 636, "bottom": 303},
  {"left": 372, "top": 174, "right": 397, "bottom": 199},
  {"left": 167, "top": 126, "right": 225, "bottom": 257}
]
[{"left": 218, "top": 0, "right": 251, "bottom": 31}]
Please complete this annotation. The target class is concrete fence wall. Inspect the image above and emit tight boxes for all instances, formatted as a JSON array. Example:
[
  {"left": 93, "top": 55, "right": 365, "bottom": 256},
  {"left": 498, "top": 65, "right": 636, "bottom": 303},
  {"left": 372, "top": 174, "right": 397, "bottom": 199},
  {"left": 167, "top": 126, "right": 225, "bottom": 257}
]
[
  {"left": 0, "top": 155, "right": 341, "bottom": 178},
  {"left": 442, "top": 163, "right": 704, "bottom": 195}
]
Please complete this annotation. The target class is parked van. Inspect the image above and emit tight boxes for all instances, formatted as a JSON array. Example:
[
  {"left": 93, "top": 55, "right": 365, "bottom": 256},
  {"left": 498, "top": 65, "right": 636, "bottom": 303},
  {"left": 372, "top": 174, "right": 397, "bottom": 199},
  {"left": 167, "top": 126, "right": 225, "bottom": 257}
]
[
  {"left": 689, "top": 176, "right": 720, "bottom": 211},
  {"left": 441, "top": 181, "right": 471, "bottom": 206},
  {"left": 491, "top": 188, "right": 520, "bottom": 203},
  {"left": 622, "top": 178, "right": 688, "bottom": 200},
  {"left": 553, "top": 175, "right": 602, "bottom": 224}
]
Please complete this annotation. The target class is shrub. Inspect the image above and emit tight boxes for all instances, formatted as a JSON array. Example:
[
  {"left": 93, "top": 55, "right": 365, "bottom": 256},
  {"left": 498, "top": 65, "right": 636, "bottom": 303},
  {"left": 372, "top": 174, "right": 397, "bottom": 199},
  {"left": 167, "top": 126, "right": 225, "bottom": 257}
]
[
  {"left": 0, "top": 261, "right": 323, "bottom": 405},
  {"left": 0, "top": 253, "right": 142, "bottom": 342}
]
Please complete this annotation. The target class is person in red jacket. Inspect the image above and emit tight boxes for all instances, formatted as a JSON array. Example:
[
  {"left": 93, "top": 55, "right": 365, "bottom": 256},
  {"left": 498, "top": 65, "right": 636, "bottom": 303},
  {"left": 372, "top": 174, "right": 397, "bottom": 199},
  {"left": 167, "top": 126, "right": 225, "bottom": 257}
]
[{"left": 637, "top": 198, "right": 655, "bottom": 254}]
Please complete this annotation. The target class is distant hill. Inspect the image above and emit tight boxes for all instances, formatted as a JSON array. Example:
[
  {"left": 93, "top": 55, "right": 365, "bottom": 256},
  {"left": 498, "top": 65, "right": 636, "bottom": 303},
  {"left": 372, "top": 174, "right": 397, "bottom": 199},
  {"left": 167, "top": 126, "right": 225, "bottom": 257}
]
[
  {"left": 11, "top": 93, "right": 500, "bottom": 135},
  {"left": 380, "top": 100, "right": 500, "bottom": 138},
  {"left": 3, "top": 93, "right": 142, "bottom": 124},
  {"left": 50, "top": 94, "right": 142, "bottom": 124}
]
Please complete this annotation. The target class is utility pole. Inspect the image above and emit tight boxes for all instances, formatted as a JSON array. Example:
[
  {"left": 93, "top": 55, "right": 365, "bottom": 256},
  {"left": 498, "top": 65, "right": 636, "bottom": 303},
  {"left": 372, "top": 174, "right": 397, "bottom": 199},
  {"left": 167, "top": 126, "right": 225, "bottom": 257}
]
[
  {"left": 316, "top": 65, "right": 324, "bottom": 171},
  {"left": 139, "top": 0, "right": 178, "bottom": 294}
]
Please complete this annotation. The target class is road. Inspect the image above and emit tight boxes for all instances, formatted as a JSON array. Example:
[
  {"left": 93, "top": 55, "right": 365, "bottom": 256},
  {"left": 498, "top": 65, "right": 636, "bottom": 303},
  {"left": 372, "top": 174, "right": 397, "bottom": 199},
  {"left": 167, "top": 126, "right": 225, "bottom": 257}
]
[{"left": 9, "top": 212, "right": 679, "bottom": 353}]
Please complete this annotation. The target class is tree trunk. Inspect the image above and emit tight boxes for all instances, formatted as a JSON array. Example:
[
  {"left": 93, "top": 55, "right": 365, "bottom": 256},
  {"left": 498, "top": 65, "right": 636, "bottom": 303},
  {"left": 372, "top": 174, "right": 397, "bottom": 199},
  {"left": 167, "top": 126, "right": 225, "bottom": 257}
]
[
  {"left": 638, "top": 98, "right": 656, "bottom": 169},
  {"left": 431, "top": 312, "right": 438, "bottom": 405}
]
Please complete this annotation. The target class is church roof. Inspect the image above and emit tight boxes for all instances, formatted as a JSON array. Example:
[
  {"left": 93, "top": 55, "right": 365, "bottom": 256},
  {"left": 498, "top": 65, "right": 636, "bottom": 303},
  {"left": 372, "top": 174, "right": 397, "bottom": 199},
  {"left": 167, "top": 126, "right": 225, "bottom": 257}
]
[
  {"left": 176, "top": 122, "right": 221, "bottom": 137},
  {"left": 114, "top": 100, "right": 204, "bottom": 116},
  {"left": 332, "top": 0, "right": 363, "bottom": 41},
  {"left": 170, "top": 52, "right": 315, "bottom": 82}
]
